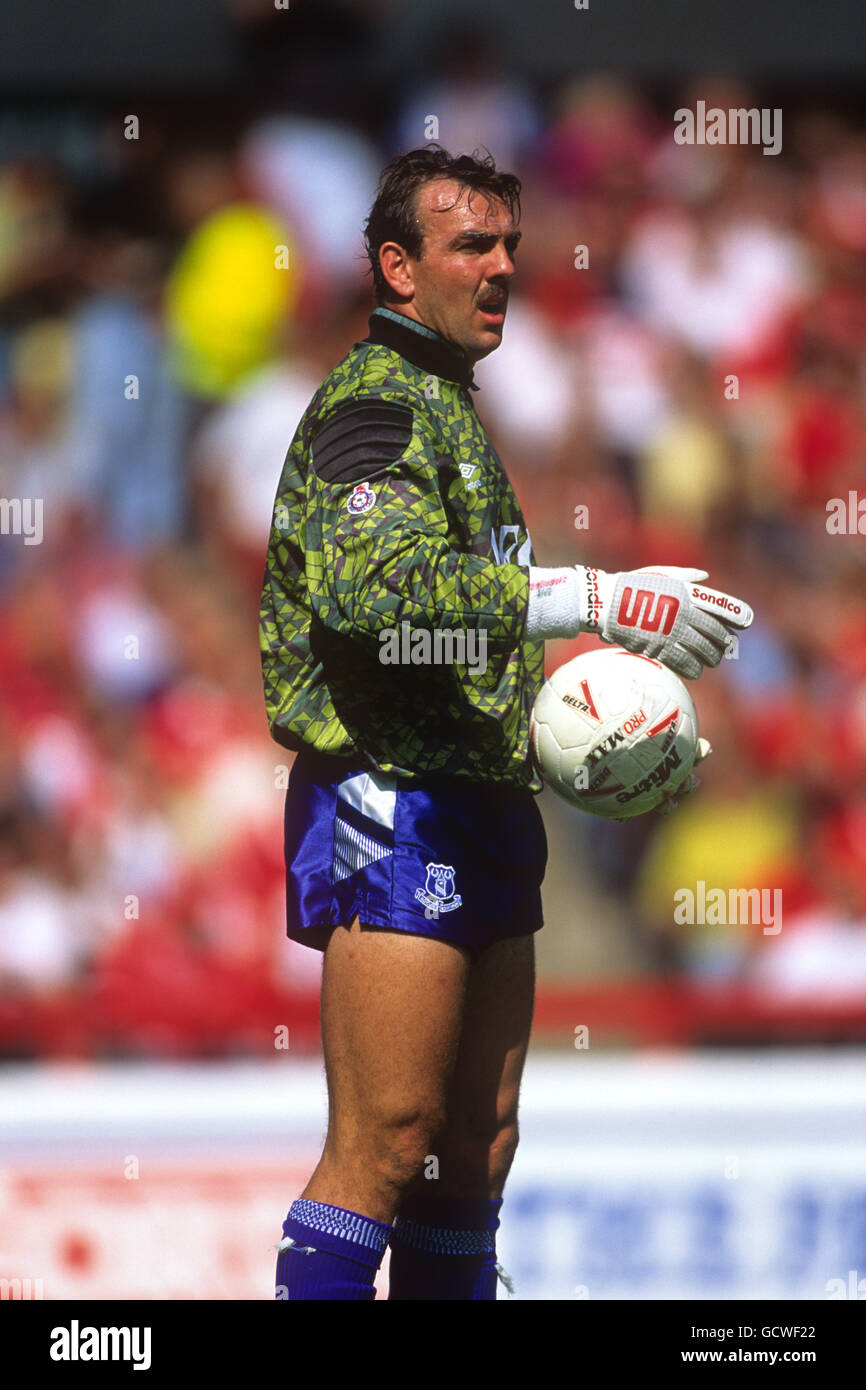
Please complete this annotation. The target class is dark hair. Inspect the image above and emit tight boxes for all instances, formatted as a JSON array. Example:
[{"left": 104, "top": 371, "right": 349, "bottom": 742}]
[{"left": 363, "top": 145, "right": 521, "bottom": 304}]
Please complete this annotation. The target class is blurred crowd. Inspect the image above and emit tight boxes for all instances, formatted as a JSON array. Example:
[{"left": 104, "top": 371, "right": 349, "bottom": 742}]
[{"left": 1, "top": 44, "right": 865, "bottom": 1055}]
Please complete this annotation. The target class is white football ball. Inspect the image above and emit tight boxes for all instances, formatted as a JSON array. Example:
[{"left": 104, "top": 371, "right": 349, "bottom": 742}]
[{"left": 530, "top": 647, "right": 699, "bottom": 819}]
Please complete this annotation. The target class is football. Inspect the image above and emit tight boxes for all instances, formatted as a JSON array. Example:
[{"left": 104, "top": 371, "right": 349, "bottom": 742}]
[{"left": 530, "top": 647, "right": 699, "bottom": 819}]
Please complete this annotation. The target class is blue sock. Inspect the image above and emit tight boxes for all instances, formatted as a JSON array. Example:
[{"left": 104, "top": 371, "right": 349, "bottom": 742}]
[
  {"left": 275, "top": 1198, "right": 392, "bottom": 1301},
  {"left": 388, "top": 1194, "right": 505, "bottom": 1301}
]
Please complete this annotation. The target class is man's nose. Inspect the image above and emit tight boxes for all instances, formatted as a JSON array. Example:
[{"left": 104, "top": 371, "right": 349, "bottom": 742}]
[{"left": 487, "top": 243, "right": 515, "bottom": 279}]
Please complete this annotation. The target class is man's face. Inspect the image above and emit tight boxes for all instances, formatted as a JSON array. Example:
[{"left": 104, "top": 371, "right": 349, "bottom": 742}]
[{"left": 382, "top": 178, "right": 520, "bottom": 363}]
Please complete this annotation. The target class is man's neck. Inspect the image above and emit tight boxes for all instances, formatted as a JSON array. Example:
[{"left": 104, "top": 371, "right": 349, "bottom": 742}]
[
  {"left": 366, "top": 307, "right": 477, "bottom": 390},
  {"left": 376, "top": 304, "right": 456, "bottom": 347}
]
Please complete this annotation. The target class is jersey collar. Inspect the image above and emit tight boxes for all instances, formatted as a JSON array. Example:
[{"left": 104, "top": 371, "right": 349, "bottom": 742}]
[{"left": 365, "top": 307, "right": 479, "bottom": 391}]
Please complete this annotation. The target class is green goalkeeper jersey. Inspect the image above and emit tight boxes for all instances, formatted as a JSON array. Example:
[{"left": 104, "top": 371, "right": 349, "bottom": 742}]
[{"left": 259, "top": 307, "right": 545, "bottom": 789}]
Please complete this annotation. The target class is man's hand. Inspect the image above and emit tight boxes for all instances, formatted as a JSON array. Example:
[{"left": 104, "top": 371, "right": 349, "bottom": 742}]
[
  {"left": 525, "top": 563, "right": 754, "bottom": 679},
  {"left": 578, "top": 565, "right": 753, "bottom": 680}
]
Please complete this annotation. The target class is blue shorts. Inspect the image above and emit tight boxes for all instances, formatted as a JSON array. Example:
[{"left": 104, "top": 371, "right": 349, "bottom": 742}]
[{"left": 284, "top": 749, "right": 547, "bottom": 958}]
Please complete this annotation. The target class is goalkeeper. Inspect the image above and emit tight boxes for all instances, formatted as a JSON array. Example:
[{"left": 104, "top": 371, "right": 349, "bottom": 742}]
[{"left": 260, "top": 146, "right": 753, "bottom": 1301}]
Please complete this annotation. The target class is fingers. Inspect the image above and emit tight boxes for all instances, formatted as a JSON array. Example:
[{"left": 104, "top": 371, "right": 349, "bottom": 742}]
[
  {"left": 687, "top": 582, "right": 754, "bottom": 630},
  {"left": 693, "top": 737, "right": 713, "bottom": 765},
  {"left": 679, "top": 622, "right": 729, "bottom": 668},
  {"left": 637, "top": 565, "right": 709, "bottom": 584},
  {"left": 663, "top": 644, "right": 703, "bottom": 681},
  {"left": 641, "top": 626, "right": 724, "bottom": 679},
  {"left": 687, "top": 607, "right": 734, "bottom": 655},
  {"left": 636, "top": 567, "right": 754, "bottom": 631}
]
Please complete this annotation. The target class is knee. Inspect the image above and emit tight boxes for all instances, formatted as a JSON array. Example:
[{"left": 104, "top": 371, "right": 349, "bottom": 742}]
[
  {"left": 441, "top": 1114, "right": 520, "bottom": 1193},
  {"left": 488, "top": 1119, "right": 520, "bottom": 1187},
  {"left": 369, "top": 1101, "right": 447, "bottom": 1195}
]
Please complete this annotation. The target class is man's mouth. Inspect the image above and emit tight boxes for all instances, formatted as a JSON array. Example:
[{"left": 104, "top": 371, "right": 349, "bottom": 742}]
[{"left": 477, "top": 296, "right": 507, "bottom": 324}]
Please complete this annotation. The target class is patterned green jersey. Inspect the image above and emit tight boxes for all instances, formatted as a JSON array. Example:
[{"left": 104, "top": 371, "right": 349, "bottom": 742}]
[{"left": 259, "top": 307, "right": 545, "bottom": 789}]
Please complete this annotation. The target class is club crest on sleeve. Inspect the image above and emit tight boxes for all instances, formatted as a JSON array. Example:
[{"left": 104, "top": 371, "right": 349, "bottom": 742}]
[
  {"left": 346, "top": 482, "right": 377, "bottom": 515},
  {"left": 415, "top": 862, "right": 462, "bottom": 914}
]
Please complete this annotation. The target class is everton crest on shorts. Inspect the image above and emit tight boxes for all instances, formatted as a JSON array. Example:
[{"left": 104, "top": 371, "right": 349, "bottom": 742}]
[{"left": 284, "top": 749, "right": 547, "bottom": 957}]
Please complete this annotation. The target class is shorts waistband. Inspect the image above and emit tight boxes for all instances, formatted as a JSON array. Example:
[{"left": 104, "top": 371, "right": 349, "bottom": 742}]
[{"left": 291, "top": 747, "right": 534, "bottom": 801}]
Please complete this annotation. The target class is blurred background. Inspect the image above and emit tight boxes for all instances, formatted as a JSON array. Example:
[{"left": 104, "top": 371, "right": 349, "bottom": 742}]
[{"left": 1, "top": 0, "right": 865, "bottom": 1300}]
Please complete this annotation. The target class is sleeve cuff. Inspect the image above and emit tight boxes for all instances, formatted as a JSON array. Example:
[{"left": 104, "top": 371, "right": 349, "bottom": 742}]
[{"left": 525, "top": 567, "right": 583, "bottom": 640}]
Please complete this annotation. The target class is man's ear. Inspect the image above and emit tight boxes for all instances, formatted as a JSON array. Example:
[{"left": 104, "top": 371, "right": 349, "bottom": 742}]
[{"left": 378, "top": 241, "right": 415, "bottom": 300}]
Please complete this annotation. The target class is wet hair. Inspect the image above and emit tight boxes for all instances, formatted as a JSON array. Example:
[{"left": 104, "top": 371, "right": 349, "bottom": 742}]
[{"left": 363, "top": 145, "right": 521, "bottom": 303}]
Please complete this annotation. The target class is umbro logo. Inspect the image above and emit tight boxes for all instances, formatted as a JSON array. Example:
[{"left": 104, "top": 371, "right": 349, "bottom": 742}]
[{"left": 459, "top": 462, "right": 482, "bottom": 489}]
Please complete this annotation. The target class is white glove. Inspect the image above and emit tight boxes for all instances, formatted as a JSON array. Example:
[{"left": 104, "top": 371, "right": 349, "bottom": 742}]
[{"left": 526, "top": 564, "right": 753, "bottom": 680}]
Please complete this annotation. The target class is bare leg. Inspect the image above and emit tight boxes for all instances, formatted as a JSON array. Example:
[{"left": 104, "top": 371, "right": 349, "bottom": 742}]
[
  {"left": 385, "top": 933, "right": 536, "bottom": 1299},
  {"left": 301, "top": 916, "right": 473, "bottom": 1223},
  {"left": 406, "top": 932, "right": 536, "bottom": 1201}
]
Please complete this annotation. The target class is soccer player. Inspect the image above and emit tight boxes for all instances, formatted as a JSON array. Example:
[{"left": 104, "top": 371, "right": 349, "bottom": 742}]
[{"left": 260, "top": 146, "right": 753, "bottom": 1300}]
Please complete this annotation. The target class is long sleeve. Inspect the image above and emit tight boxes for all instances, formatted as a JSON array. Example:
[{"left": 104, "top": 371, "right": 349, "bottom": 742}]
[{"left": 303, "top": 396, "right": 529, "bottom": 652}]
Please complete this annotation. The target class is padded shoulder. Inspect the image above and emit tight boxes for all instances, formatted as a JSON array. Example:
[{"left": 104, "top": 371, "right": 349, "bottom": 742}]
[{"left": 310, "top": 398, "right": 414, "bottom": 484}]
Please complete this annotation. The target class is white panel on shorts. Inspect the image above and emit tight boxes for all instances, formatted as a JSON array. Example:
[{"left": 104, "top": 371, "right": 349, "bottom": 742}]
[{"left": 335, "top": 770, "right": 397, "bottom": 829}]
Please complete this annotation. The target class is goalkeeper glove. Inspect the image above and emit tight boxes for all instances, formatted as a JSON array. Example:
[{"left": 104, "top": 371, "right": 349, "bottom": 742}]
[{"left": 526, "top": 565, "right": 753, "bottom": 680}]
